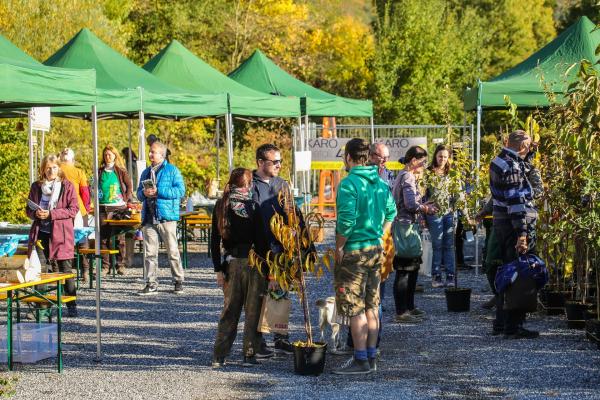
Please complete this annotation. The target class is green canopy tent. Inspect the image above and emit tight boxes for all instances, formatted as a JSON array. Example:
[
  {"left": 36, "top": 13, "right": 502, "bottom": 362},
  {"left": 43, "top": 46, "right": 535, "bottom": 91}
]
[
  {"left": 45, "top": 28, "right": 227, "bottom": 162},
  {"left": 228, "top": 49, "right": 372, "bottom": 118},
  {"left": 44, "top": 29, "right": 228, "bottom": 362},
  {"left": 229, "top": 49, "right": 373, "bottom": 199},
  {"left": 143, "top": 40, "right": 300, "bottom": 174},
  {"left": 464, "top": 16, "right": 600, "bottom": 170},
  {"left": 0, "top": 33, "right": 105, "bottom": 365}
]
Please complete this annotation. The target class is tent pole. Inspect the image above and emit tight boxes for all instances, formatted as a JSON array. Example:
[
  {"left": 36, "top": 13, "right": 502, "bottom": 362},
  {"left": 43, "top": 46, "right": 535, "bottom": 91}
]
[
  {"left": 474, "top": 105, "right": 482, "bottom": 276},
  {"left": 292, "top": 121, "right": 297, "bottom": 189},
  {"left": 370, "top": 116, "right": 375, "bottom": 143},
  {"left": 216, "top": 119, "right": 220, "bottom": 182},
  {"left": 138, "top": 111, "right": 145, "bottom": 162},
  {"left": 127, "top": 119, "right": 133, "bottom": 182},
  {"left": 28, "top": 110, "right": 34, "bottom": 184},
  {"left": 91, "top": 105, "right": 102, "bottom": 362},
  {"left": 40, "top": 130, "right": 45, "bottom": 160},
  {"left": 226, "top": 113, "right": 234, "bottom": 174}
]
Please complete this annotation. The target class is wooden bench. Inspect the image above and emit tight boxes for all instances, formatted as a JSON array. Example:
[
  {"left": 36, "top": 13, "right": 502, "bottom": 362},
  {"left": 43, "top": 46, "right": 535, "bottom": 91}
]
[
  {"left": 181, "top": 215, "right": 212, "bottom": 268},
  {"left": 0, "top": 292, "right": 76, "bottom": 323}
]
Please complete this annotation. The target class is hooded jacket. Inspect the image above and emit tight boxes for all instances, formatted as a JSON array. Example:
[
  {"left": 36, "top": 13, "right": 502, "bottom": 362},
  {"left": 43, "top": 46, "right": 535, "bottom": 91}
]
[{"left": 336, "top": 165, "right": 397, "bottom": 251}]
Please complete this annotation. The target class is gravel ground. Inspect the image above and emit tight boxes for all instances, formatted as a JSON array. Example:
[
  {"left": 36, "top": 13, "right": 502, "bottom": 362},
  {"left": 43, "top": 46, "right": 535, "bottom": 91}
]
[{"left": 3, "top": 227, "right": 600, "bottom": 400}]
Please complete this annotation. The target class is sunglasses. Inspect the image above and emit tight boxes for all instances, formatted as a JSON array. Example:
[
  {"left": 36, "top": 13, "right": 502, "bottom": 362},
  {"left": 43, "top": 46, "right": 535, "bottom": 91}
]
[{"left": 262, "top": 158, "right": 282, "bottom": 166}]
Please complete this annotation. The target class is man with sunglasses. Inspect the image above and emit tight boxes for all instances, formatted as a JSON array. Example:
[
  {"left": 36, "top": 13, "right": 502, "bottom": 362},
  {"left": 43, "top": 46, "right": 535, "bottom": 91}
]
[{"left": 251, "top": 143, "right": 294, "bottom": 357}]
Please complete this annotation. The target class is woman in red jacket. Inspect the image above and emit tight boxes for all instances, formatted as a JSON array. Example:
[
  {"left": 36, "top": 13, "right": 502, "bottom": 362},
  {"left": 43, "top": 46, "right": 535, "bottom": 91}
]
[{"left": 27, "top": 154, "right": 79, "bottom": 317}]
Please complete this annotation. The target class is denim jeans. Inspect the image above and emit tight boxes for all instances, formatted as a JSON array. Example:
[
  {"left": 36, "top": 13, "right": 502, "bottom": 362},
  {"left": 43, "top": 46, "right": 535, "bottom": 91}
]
[{"left": 426, "top": 213, "right": 455, "bottom": 278}]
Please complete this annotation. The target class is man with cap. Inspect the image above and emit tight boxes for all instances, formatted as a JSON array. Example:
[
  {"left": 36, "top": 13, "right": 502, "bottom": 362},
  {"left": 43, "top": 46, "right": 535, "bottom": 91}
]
[{"left": 489, "top": 130, "right": 539, "bottom": 339}]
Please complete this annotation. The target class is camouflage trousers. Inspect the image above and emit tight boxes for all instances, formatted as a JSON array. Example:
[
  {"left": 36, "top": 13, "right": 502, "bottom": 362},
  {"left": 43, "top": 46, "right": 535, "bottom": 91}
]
[
  {"left": 334, "top": 246, "right": 383, "bottom": 318},
  {"left": 213, "top": 257, "right": 266, "bottom": 359}
]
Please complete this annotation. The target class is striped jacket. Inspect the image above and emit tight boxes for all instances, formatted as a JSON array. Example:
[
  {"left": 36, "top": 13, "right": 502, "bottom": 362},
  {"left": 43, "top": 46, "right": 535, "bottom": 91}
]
[{"left": 489, "top": 148, "right": 536, "bottom": 236}]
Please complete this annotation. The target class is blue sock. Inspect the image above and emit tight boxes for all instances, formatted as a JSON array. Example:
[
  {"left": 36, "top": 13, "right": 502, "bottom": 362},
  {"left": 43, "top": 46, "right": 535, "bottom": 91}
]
[
  {"left": 354, "top": 349, "right": 367, "bottom": 361},
  {"left": 367, "top": 347, "right": 377, "bottom": 359}
]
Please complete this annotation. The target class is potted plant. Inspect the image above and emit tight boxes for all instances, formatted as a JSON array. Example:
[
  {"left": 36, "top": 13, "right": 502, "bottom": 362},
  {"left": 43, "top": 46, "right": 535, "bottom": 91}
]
[
  {"left": 539, "top": 60, "right": 600, "bottom": 341},
  {"left": 248, "top": 185, "right": 332, "bottom": 375}
]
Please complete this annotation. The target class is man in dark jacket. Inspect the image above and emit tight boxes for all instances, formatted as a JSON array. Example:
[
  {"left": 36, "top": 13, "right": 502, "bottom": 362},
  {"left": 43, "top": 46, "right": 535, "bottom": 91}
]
[
  {"left": 489, "top": 130, "right": 539, "bottom": 339},
  {"left": 252, "top": 143, "right": 294, "bottom": 357}
]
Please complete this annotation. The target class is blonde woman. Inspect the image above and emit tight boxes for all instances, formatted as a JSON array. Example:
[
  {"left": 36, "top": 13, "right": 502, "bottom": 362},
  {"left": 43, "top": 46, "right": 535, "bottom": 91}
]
[
  {"left": 26, "top": 154, "right": 79, "bottom": 317},
  {"left": 98, "top": 144, "right": 133, "bottom": 276}
]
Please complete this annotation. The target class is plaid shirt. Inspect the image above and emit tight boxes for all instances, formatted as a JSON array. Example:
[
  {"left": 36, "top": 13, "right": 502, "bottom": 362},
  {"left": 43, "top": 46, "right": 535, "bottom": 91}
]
[{"left": 489, "top": 148, "right": 536, "bottom": 236}]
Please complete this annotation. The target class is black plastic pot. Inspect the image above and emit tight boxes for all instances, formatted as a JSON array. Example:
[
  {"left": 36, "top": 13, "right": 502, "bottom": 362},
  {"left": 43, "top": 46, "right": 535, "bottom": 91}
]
[
  {"left": 565, "top": 301, "right": 593, "bottom": 329},
  {"left": 543, "top": 290, "right": 571, "bottom": 315},
  {"left": 293, "top": 342, "right": 327, "bottom": 376},
  {"left": 585, "top": 319, "right": 600, "bottom": 347},
  {"left": 445, "top": 288, "right": 472, "bottom": 312}
]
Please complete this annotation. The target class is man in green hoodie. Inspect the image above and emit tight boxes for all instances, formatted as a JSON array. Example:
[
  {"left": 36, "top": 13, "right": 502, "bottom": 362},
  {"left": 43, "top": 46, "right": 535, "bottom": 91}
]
[{"left": 332, "top": 138, "right": 397, "bottom": 375}]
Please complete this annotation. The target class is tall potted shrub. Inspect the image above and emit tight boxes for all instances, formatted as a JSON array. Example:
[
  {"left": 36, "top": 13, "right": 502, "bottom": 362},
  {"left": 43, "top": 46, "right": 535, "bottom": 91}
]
[{"left": 248, "top": 184, "right": 332, "bottom": 375}]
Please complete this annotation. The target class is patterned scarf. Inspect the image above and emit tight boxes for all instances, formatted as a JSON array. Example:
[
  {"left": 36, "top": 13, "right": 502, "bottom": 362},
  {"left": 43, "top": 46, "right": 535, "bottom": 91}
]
[{"left": 229, "top": 187, "right": 251, "bottom": 218}]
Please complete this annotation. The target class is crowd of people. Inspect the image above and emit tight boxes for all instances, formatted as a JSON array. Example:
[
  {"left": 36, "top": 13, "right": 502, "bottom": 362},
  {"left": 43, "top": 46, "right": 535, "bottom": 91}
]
[{"left": 24, "top": 129, "right": 540, "bottom": 375}]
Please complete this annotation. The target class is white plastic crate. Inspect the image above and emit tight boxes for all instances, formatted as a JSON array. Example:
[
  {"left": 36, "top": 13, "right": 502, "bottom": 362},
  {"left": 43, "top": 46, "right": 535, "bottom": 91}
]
[{"left": 0, "top": 323, "right": 57, "bottom": 363}]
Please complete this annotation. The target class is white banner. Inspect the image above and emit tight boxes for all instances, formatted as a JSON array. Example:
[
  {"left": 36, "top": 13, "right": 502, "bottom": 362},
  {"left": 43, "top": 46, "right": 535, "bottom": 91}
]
[{"left": 30, "top": 107, "right": 51, "bottom": 131}]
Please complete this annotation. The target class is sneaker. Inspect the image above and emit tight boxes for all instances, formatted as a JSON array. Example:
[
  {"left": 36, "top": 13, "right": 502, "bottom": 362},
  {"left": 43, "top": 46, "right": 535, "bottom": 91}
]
[
  {"left": 431, "top": 276, "right": 444, "bottom": 288},
  {"left": 242, "top": 356, "right": 259, "bottom": 367},
  {"left": 255, "top": 347, "right": 274, "bottom": 359},
  {"left": 274, "top": 338, "right": 294, "bottom": 355},
  {"left": 410, "top": 308, "right": 426, "bottom": 318},
  {"left": 139, "top": 283, "right": 158, "bottom": 296},
  {"left": 445, "top": 276, "right": 456, "bottom": 288},
  {"left": 173, "top": 281, "right": 184, "bottom": 294},
  {"left": 330, "top": 345, "right": 353, "bottom": 355},
  {"left": 332, "top": 357, "right": 372, "bottom": 375},
  {"left": 211, "top": 357, "right": 225, "bottom": 368},
  {"left": 101, "top": 269, "right": 110, "bottom": 277},
  {"left": 368, "top": 357, "right": 377, "bottom": 372},
  {"left": 491, "top": 326, "right": 504, "bottom": 336},
  {"left": 481, "top": 297, "right": 497, "bottom": 310},
  {"left": 395, "top": 312, "right": 422, "bottom": 323},
  {"left": 504, "top": 327, "right": 539, "bottom": 340}
]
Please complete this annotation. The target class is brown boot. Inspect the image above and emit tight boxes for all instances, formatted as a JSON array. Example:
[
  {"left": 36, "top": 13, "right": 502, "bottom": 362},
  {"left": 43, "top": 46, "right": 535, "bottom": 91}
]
[
  {"left": 117, "top": 265, "right": 126, "bottom": 275},
  {"left": 82, "top": 269, "right": 89, "bottom": 283}
]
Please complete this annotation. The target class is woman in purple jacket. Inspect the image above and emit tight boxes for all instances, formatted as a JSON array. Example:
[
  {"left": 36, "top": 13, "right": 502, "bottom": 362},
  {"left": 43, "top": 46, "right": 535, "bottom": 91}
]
[{"left": 27, "top": 154, "right": 79, "bottom": 317}]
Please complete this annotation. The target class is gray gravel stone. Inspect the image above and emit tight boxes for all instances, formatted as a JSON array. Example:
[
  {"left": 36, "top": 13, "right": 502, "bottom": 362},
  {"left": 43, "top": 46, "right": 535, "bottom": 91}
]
[{"left": 3, "top": 228, "right": 600, "bottom": 399}]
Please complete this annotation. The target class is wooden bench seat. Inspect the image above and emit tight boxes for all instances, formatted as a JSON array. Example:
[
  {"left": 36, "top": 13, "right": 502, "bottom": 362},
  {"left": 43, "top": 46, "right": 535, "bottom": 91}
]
[
  {"left": 0, "top": 293, "right": 76, "bottom": 303},
  {"left": 78, "top": 249, "right": 119, "bottom": 255}
]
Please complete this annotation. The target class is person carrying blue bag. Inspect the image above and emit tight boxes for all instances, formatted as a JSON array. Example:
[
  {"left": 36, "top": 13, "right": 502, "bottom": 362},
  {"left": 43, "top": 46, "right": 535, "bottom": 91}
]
[{"left": 489, "top": 130, "right": 542, "bottom": 339}]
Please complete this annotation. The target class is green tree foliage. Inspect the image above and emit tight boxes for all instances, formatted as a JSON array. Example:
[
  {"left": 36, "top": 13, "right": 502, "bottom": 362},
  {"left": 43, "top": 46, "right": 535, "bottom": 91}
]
[
  {"left": 554, "top": 0, "right": 600, "bottom": 33},
  {"left": 371, "top": 0, "right": 487, "bottom": 124},
  {"left": 0, "top": 0, "right": 585, "bottom": 224}
]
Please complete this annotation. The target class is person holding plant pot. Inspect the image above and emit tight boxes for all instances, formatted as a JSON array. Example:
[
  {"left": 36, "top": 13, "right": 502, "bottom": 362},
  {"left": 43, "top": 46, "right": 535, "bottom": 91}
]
[
  {"left": 26, "top": 154, "right": 79, "bottom": 317},
  {"left": 424, "top": 145, "right": 458, "bottom": 288},
  {"left": 211, "top": 168, "right": 264, "bottom": 368},
  {"left": 490, "top": 130, "right": 539, "bottom": 339},
  {"left": 392, "top": 146, "right": 438, "bottom": 323}
]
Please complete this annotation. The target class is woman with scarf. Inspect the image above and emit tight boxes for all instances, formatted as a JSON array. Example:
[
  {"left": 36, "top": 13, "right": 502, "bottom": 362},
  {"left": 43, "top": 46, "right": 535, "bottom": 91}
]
[
  {"left": 98, "top": 144, "right": 133, "bottom": 276},
  {"left": 27, "top": 154, "right": 79, "bottom": 317},
  {"left": 211, "top": 168, "right": 263, "bottom": 368}
]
